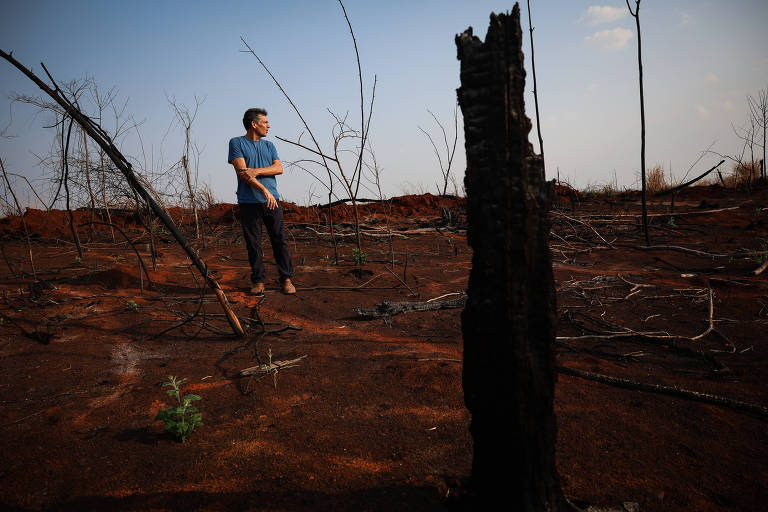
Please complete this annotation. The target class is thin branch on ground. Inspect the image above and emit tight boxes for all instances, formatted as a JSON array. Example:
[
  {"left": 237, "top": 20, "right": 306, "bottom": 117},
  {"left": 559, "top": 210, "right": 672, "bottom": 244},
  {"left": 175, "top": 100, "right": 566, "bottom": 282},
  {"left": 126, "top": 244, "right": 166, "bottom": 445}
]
[{"left": 557, "top": 365, "right": 767, "bottom": 419}]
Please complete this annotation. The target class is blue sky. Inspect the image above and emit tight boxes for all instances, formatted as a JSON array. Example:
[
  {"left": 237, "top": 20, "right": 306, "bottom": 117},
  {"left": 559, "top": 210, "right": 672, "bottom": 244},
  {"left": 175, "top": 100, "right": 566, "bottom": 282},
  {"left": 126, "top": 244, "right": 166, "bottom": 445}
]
[{"left": 1, "top": 1, "right": 767, "bottom": 206}]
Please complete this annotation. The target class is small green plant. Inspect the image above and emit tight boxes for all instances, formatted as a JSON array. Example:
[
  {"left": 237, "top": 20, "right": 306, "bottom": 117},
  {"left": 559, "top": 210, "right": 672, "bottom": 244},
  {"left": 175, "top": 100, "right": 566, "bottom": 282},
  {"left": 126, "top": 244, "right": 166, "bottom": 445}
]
[
  {"left": 352, "top": 248, "right": 368, "bottom": 265},
  {"left": 666, "top": 216, "right": 676, "bottom": 228},
  {"left": 155, "top": 376, "right": 203, "bottom": 442},
  {"left": 0, "top": 316, "right": 5, "bottom": 327},
  {"left": 74, "top": 256, "right": 82, "bottom": 264},
  {"left": 126, "top": 300, "right": 139, "bottom": 312},
  {"left": 112, "top": 254, "right": 124, "bottom": 263}
]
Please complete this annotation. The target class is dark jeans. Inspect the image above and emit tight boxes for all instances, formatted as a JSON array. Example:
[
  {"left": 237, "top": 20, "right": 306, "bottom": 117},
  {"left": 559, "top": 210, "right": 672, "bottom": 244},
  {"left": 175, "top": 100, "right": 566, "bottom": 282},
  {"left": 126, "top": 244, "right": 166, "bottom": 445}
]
[{"left": 239, "top": 202, "right": 293, "bottom": 284}]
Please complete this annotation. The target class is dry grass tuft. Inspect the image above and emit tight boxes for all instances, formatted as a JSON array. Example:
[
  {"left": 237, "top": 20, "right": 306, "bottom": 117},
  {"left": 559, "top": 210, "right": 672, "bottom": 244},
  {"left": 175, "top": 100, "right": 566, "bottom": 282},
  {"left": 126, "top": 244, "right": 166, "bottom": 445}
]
[
  {"left": 646, "top": 164, "right": 668, "bottom": 193},
  {"left": 723, "top": 161, "right": 760, "bottom": 188}
]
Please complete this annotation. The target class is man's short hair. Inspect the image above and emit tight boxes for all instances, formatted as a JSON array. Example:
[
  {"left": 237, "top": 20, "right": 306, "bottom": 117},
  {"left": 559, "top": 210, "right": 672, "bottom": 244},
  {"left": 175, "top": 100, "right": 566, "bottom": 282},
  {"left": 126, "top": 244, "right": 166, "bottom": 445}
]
[{"left": 243, "top": 108, "right": 268, "bottom": 130}]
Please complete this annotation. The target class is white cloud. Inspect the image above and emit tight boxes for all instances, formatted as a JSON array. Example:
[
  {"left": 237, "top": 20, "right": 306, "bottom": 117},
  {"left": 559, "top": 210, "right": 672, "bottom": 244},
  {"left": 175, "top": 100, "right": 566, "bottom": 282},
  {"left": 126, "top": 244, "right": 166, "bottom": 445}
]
[
  {"left": 585, "top": 28, "right": 633, "bottom": 51},
  {"left": 706, "top": 72, "right": 720, "bottom": 84},
  {"left": 579, "top": 6, "right": 627, "bottom": 25},
  {"left": 695, "top": 104, "right": 711, "bottom": 121},
  {"left": 722, "top": 100, "right": 734, "bottom": 112}
]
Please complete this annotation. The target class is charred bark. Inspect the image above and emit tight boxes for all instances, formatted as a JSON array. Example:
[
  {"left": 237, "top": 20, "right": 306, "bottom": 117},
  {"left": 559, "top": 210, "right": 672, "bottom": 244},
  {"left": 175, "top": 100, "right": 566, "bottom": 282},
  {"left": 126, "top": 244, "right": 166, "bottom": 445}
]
[{"left": 456, "top": 6, "right": 564, "bottom": 510}]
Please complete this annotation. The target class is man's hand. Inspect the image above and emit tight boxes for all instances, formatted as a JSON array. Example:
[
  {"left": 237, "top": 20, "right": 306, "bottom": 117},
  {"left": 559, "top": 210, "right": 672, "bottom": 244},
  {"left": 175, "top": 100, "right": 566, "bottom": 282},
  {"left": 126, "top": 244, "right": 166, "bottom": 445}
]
[
  {"left": 231, "top": 158, "right": 278, "bottom": 209},
  {"left": 242, "top": 167, "right": 261, "bottom": 179},
  {"left": 264, "top": 190, "right": 278, "bottom": 210}
]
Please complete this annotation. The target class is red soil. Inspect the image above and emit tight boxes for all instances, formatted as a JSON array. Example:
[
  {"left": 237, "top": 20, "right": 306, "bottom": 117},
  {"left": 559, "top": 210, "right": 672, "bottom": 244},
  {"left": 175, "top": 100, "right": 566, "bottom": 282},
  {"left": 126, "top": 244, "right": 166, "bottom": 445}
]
[{"left": 0, "top": 188, "right": 766, "bottom": 510}]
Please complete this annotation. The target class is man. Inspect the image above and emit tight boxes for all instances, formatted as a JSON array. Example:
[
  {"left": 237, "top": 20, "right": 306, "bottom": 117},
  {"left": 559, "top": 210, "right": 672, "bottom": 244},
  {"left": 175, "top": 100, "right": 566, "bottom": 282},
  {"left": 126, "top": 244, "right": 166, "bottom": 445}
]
[{"left": 228, "top": 108, "right": 295, "bottom": 295}]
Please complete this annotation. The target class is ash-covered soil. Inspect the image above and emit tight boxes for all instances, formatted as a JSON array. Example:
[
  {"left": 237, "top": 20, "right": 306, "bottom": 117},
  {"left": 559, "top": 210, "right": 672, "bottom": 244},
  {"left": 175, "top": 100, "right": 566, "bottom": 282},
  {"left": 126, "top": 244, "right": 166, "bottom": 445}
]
[{"left": 0, "top": 189, "right": 766, "bottom": 511}]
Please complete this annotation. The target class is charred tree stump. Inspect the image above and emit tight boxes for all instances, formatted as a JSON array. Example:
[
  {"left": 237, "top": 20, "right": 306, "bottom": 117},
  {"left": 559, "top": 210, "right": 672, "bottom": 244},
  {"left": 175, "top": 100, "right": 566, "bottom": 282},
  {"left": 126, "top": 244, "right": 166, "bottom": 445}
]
[{"left": 456, "top": 6, "right": 564, "bottom": 510}]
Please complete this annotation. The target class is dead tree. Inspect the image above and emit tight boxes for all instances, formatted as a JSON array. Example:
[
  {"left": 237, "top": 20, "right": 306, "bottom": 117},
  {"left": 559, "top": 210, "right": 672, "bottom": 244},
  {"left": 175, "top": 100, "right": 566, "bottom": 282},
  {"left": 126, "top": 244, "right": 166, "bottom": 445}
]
[
  {"left": 88, "top": 82, "right": 126, "bottom": 243},
  {"left": 747, "top": 85, "right": 767, "bottom": 181},
  {"left": 526, "top": 0, "right": 545, "bottom": 169},
  {"left": 0, "top": 155, "right": 36, "bottom": 279},
  {"left": 418, "top": 105, "right": 458, "bottom": 197},
  {"left": 627, "top": 0, "right": 650, "bottom": 245},
  {"left": 456, "top": 6, "right": 564, "bottom": 510},
  {"left": 61, "top": 116, "right": 83, "bottom": 259},
  {"left": 168, "top": 95, "right": 204, "bottom": 240}
]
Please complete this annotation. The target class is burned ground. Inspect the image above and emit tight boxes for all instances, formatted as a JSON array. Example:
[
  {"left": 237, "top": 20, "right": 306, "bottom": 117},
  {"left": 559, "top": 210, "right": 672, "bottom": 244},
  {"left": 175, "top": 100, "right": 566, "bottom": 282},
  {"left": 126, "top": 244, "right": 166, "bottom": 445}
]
[{"left": 0, "top": 189, "right": 766, "bottom": 511}]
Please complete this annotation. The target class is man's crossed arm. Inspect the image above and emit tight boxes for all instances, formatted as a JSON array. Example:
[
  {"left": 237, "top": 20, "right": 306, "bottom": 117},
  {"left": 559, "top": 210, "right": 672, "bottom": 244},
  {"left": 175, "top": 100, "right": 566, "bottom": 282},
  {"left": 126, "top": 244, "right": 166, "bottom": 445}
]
[{"left": 230, "top": 158, "right": 283, "bottom": 209}]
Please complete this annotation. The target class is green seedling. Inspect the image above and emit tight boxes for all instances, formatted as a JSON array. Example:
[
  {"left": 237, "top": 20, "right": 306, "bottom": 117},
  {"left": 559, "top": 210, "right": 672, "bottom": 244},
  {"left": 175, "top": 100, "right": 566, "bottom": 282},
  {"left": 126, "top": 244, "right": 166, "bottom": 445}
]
[
  {"left": 666, "top": 216, "right": 676, "bottom": 228},
  {"left": 74, "top": 256, "right": 82, "bottom": 264},
  {"left": 155, "top": 376, "right": 203, "bottom": 442},
  {"left": 352, "top": 248, "right": 368, "bottom": 266},
  {"left": 126, "top": 300, "right": 139, "bottom": 312}
]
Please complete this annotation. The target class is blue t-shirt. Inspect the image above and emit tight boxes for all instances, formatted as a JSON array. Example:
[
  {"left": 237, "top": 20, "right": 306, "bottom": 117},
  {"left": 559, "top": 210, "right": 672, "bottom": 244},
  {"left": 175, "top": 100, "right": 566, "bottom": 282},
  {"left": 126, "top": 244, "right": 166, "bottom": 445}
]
[{"left": 227, "top": 136, "right": 281, "bottom": 204}]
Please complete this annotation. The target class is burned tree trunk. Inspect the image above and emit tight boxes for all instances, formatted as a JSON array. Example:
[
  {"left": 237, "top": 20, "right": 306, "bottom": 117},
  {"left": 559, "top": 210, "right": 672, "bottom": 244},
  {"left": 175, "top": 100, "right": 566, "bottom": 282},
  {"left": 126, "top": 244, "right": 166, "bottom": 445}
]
[{"left": 456, "top": 6, "right": 564, "bottom": 510}]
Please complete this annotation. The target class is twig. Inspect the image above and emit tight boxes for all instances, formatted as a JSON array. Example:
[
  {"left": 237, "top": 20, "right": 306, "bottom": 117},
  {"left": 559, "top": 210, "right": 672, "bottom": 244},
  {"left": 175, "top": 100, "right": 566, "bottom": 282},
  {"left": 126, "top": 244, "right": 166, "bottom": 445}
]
[
  {"left": 384, "top": 265, "right": 416, "bottom": 296},
  {"left": 570, "top": 205, "right": 743, "bottom": 219},
  {"left": 426, "top": 292, "right": 464, "bottom": 302},
  {"left": 690, "top": 282, "right": 735, "bottom": 352},
  {"left": 631, "top": 245, "right": 729, "bottom": 258},
  {"left": 617, "top": 274, "right": 654, "bottom": 300},
  {"left": 753, "top": 259, "right": 768, "bottom": 276},
  {"left": 238, "top": 354, "right": 308, "bottom": 377},
  {"left": 553, "top": 211, "right": 615, "bottom": 248}
]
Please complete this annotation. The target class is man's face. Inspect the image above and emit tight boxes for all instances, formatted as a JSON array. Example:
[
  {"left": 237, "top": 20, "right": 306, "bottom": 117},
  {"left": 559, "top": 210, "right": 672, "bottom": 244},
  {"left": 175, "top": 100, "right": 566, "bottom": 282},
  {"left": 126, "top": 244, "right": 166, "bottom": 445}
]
[{"left": 252, "top": 115, "right": 270, "bottom": 137}]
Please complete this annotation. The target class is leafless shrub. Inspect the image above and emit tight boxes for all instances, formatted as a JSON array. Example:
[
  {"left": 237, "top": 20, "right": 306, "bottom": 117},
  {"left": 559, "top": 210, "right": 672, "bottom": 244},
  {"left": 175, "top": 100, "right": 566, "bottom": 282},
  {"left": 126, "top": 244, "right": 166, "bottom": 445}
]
[
  {"left": 418, "top": 104, "right": 458, "bottom": 197},
  {"left": 710, "top": 85, "right": 767, "bottom": 187},
  {"left": 167, "top": 95, "right": 205, "bottom": 239}
]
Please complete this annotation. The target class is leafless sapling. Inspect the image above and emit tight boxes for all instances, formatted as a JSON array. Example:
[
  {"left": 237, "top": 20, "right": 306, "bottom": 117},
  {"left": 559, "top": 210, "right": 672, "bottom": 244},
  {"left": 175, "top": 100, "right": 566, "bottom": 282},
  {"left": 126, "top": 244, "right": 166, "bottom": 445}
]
[
  {"left": 0, "top": 154, "right": 36, "bottom": 279},
  {"left": 167, "top": 95, "right": 205, "bottom": 241},
  {"left": 527, "top": 0, "right": 545, "bottom": 167},
  {"left": 418, "top": 104, "right": 458, "bottom": 198},
  {"left": 626, "top": 0, "right": 650, "bottom": 245}
]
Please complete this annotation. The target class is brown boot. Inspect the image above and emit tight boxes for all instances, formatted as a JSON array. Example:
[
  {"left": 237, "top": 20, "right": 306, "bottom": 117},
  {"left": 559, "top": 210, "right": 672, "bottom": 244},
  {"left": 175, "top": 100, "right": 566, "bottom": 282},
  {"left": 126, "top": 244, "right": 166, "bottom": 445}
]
[
  {"left": 250, "top": 282, "right": 265, "bottom": 295},
  {"left": 281, "top": 278, "right": 296, "bottom": 295}
]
